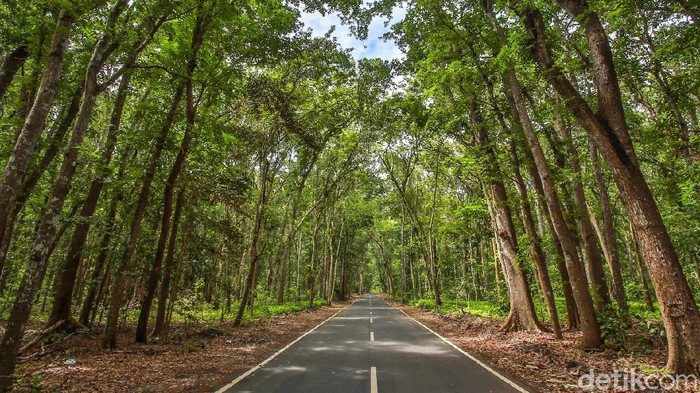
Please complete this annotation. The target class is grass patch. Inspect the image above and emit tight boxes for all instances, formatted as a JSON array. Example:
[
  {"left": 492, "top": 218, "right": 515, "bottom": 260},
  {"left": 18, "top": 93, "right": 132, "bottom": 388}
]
[{"left": 409, "top": 298, "right": 507, "bottom": 318}]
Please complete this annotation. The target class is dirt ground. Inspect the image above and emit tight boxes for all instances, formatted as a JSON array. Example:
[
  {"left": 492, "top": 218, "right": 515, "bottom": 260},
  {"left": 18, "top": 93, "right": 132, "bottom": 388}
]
[
  {"left": 384, "top": 297, "right": 696, "bottom": 393},
  {"left": 12, "top": 301, "right": 349, "bottom": 392}
]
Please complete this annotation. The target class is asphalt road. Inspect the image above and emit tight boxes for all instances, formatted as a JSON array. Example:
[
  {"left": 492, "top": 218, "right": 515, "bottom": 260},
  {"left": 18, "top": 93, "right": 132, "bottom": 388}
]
[{"left": 217, "top": 294, "right": 529, "bottom": 393}]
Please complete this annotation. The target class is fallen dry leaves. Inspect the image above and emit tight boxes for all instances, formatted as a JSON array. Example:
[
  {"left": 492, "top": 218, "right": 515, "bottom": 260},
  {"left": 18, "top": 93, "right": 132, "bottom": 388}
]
[{"left": 12, "top": 302, "right": 348, "bottom": 392}]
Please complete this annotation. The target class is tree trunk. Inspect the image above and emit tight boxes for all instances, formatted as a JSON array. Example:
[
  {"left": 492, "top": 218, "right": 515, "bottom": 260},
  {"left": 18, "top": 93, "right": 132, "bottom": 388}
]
[
  {"left": 510, "top": 143, "right": 562, "bottom": 338},
  {"left": 468, "top": 99, "right": 542, "bottom": 332},
  {"left": 134, "top": 119, "right": 193, "bottom": 343},
  {"left": 152, "top": 184, "right": 185, "bottom": 337},
  {"left": 0, "top": 5, "right": 128, "bottom": 388},
  {"left": 503, "top": 65, "right": 601, "bottom": 348},
  {"left": 134, "top": 9, "right": 205, "bottom": 342},
  {"left": 47, "top": 73, "right": 131, "bottom": 328},
  {"left": 234, "top": 154, "right": 270, "bottom": 326},
  {"left": 482, "top": 2, "right": 580, "bottom": 331},
  {"left": 0, "top": 83, "right": 83, "bottom": 283},
  {"left": 0, "top": 11, "right": 74, "bottom": 255},
  {"left": 523, "top": 3, "right": 700, "bottom": 372},
  {"left": 0, "top": 46, "right": 29, "bottom": 100},
  {"left": 551, "top": 107, "right": 610, "bottom": 309},
  {"left": 589, "top": 141, "right": 627, "bottom": 312},
  {"left": 102, "top": 82, "right": 185, "bottom": 349}
]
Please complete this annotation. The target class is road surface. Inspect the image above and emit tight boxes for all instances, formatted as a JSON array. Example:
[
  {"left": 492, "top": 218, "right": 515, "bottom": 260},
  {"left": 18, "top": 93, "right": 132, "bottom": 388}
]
[{"left": 216, "top": 294, "right": 530, "bottom": 393}]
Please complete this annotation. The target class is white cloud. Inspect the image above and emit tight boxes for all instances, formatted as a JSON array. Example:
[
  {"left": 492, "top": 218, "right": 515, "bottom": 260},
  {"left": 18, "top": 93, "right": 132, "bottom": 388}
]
[{"left": 299, "top": 5, "right": 405, "bottom": 61}]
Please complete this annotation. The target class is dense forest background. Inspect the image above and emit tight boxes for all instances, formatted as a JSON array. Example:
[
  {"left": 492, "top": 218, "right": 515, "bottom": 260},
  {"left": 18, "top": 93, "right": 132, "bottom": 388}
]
[{"left": 0, "top": 0, "right": 698, "bottom": 390}]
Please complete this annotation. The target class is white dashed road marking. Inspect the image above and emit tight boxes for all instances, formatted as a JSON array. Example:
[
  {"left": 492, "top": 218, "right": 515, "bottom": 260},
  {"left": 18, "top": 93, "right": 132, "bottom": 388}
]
[{"left": 371, "top": 367, "right": 378, "bottom": 393}]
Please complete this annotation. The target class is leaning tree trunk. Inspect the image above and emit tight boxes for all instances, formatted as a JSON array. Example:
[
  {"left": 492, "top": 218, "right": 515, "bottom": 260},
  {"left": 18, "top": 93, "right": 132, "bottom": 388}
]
[
  {"left": 482, "top": 2, "right": 580, "bottom": 331},
  {"left": 468, "top": 99, "right": 543, "bottom": 332},
  {"left": 0, "top": 11, "right": 74, "bottom": 276},
  {"left": 133, "top": 9, "right": 206, "bottom": 342},
  {"left": 589, "top": 141, "right": 627, "bottom": 312},
  {"left": 0, "top": 84, "right": 83, "bottom": 282},
  {"left": 503, "top": 66, "right": 601, "bottom": 348},
  {"left": 151, "top": 184, "right": 186, "bottom": 337},
  {"left": 522, "top": 3, "right": 700, "bottom": 372},
  {"left": 47, "top": 73, "right": 131, "bottom": 329},
  {"left": 0, "top": 46, "right": 29, "bottom": 100},
  {"left": 134, "top": 102, "right": 194, "bottom": 342},
  {"left": 234, "top": 154, "right": 270, "bottom": 326},
  {"left": 0, "top": 5, "right": 128, "bottom": 389},
  {"left": 101, "top": 83, "right": 185, "bottom": 349},
  {"left": 510, "top": 143, "right": 562, "bottom": 338},
  {"left": 551, "top": 108, "right": 610, "bottom": 309}
]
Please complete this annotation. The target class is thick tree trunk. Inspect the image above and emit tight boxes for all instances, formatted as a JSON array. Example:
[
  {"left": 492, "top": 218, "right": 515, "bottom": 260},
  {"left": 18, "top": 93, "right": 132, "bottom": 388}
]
[
  {"left": 523, "top": 3, "right": 700, "bottom": 372},
  {"left": 0, "top": 84, "right": 83, "bottom": 281},
  {"left": 102, "top": 83, "right": 185, "bottom": 349},
  {"left": 482, "top": 2, "right": 580, "bottom": 331},
  {"left": 0, "top": 46, "right": 29, "bottom": 100},
  {"left": 511, "top": 143, "right": 562, "bottom": 338},
  {"left": 468, "top": 100, "right": 542, "bottom": 332},
  {"left": 47, "top": 73, "right": 131, "bottom": 328}
]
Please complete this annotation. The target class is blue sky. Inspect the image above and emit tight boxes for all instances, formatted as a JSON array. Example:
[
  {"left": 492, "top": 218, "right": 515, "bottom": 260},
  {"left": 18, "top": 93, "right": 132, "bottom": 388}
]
[{"left": 299, "top": 6, "right": 406, "bottom": 61}]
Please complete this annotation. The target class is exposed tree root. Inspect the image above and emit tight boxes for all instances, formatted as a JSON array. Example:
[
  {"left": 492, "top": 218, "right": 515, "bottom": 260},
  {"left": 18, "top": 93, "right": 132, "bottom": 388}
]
[{"left": 20, "top": 317, "right": 86, "bottom": 353}]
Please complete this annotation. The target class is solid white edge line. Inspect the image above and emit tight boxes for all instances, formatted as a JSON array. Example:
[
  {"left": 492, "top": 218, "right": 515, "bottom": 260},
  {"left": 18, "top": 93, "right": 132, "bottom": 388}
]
[
  {"left": 214, "top": 299, "right": 358, "bottom": 393},
  {"left": 370, "top": 366, "right": 378, "bottom": 393},
  {"left": 393, "top": 305, "right": 530, "bottom": 393}
]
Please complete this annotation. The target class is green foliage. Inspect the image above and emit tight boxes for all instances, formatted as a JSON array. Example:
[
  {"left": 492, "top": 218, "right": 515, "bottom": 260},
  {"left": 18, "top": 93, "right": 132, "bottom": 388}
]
[
  {"left": 410, "top": 298, "right": 507, "bottom": 319},
  {"left": 598, "top": 306, "right": 632, "bottom": 351}
]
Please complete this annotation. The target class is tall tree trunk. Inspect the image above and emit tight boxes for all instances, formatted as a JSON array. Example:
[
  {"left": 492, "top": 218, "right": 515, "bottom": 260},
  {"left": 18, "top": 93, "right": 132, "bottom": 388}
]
[
  {"left": 47, "top": 73, "right": 131, "bottom": 329},
  {"left": 275, "top": 153, "right": 320, "bottom": 304},
  {"left": 152, "top": 184, "right": 185, "bottom": 337},
  {"left": 0, "top": 46, "right": 29, "bottom": 100},
  {"left": 0, "top": 84, "right": 83, "bottom": 282},
  {"left": 164, "top": 209, "right": 191, "bottom": 332},
  {"left": 134, "top": 116, "right": 193, "bottom": 343},
  {"left": 0, "top": 5, "right": 127, "bottom": 389},
  {"left": 511, "top": 143, "right": 562, "bottom": 338},
  {"left": 134, "top": 8, "right": 206, "bottom": 342},
  {"left": 468, "top": 99, "right": 542, "bottom": 332},
  {"left": 589, "top": 141, "right": 627, "bottom": 312},
  {"left": 234, "top": 154, "right": 270, "bottom": 326},
  {"left": 0, "top": 11, "right": 74, "bottom": 251},
  {"left": 503, "top": 66, "right": 601, "bottom": 348},
  {"left": 308, "top": 213, "right": 320, "bottom": 307},
  {"left": 551, "top": 108, "right": 610, "bottom": 309},
  {"left": 482, "top": 2, "right": 580, "bottom": 330},
  {"left": 78, "top": 185, "right": 118, "bottom": 327},
  {"left": 101, "top": 82, "right": 185, "bottom": 349},
  {"left": 522, "top": 3, "right": 700, "bottom": 372}
]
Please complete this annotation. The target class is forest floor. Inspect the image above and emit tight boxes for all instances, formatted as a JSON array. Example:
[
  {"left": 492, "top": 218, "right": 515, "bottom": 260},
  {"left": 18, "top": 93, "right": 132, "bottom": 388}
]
[
  {"left": 384, "top": 296, "right": 695, "bottom": 393},
  {"left": 11, "top": 301, "right": 349, "bottom": 392}
]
